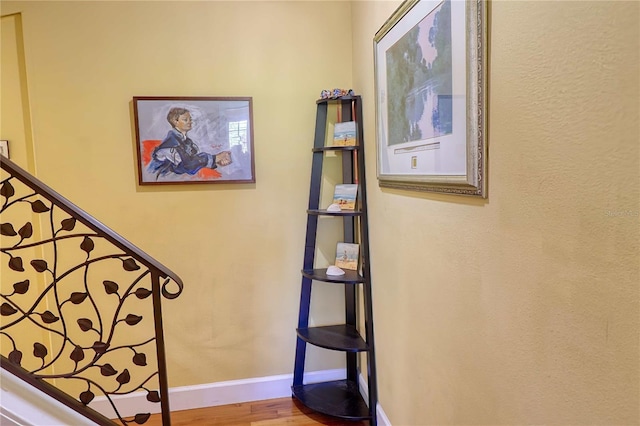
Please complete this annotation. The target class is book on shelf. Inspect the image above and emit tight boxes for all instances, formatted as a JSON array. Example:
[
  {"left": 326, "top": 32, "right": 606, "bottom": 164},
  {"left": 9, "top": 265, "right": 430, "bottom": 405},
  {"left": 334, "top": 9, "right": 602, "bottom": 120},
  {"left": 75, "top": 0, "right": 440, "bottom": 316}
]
[
  {"left": 335, "top": 242, "right": 359, "bottom": 271},
  {"left": 332, "top": 184, "right": 358, "bottom": 210},
  {"left": 333, "top": 121, "right": 357, "bottom": 146}
]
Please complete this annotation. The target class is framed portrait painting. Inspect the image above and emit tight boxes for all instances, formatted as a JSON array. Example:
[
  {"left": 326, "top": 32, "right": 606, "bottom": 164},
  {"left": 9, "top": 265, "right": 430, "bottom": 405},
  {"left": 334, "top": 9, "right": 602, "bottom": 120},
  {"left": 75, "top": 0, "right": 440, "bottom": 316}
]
[
  {"left": 374, "top": 0, "right": 487, "bottom": 197},
  {"left": 133, "top": 96, "right": 255, "bottom": 185}
]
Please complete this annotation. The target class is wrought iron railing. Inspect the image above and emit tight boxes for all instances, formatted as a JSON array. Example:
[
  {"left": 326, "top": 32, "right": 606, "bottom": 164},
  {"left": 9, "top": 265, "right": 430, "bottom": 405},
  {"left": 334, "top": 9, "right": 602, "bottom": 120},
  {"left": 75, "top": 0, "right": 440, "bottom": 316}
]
[{"left": 0, "top": 157, "right": 183, "bottom": 425}]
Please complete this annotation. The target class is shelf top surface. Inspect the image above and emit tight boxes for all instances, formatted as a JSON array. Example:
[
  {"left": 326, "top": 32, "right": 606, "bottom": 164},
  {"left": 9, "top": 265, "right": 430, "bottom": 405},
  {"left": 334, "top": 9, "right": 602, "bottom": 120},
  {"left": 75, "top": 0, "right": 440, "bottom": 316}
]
[
  {"left": 297, "top": 325, "right": 369, "bottom": 351},
  {"left": 307, "top": 209, "right": 362, "bottom": 216},
  {"left": 292, "top": 380, "right": 370, "bottom": 420},
  {"left": 312, "top": 145, "right": 359, "bottom": 152},
  {"left": 316, "top": 95, "right": 361, "bottom": 105},
  {"left": 302, "top": 268, "right": 365, "bottom": 284}
]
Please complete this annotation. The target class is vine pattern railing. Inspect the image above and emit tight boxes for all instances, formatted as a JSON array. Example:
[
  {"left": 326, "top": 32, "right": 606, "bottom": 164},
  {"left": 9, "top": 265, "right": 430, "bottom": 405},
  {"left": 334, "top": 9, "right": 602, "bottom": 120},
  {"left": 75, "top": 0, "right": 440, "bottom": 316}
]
[{"left": 0, "top": 157, "right": 183, "bottom": 425}]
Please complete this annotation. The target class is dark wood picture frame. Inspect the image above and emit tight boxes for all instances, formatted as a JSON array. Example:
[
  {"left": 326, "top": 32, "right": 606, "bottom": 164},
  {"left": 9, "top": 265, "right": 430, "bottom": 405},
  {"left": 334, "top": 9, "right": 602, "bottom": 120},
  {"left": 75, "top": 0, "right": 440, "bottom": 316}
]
[{"left": 133, "top": 96, "right": 255, "bottom": 185}]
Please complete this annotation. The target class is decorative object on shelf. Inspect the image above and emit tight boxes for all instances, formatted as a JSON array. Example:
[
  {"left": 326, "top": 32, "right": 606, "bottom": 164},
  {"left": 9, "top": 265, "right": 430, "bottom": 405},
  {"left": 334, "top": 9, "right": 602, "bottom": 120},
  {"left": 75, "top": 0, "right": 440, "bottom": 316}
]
[
  {"left": 0, "top": 140, "right": 9, "bottom": 159},
  {"left": 333, "top": 121, "right": 357, "bottom": 147},
  {"left": 320, "top": 88, "right": 355, "bottom": 100},
  {"left": 374, "top": 0, "right": 487, "bottom": 197},
  {"left": 326, "top": 203, "right": 342, "bottom": 212},
  {"left": 326, "top": 265, "right": 346, "bottom": 276},
  {"left": 332, "top": 184, "right": 358, "bottom": 210},
  {"left": 133, "top": 96, "right": 255, "bottom": 185}
]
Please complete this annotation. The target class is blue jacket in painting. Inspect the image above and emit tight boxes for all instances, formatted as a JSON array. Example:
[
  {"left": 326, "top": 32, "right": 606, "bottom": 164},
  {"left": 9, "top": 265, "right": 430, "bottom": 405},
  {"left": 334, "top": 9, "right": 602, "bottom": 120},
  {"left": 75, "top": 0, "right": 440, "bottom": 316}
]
[{"left": 148, "top": 129, "right": 216, "bottom": 178}]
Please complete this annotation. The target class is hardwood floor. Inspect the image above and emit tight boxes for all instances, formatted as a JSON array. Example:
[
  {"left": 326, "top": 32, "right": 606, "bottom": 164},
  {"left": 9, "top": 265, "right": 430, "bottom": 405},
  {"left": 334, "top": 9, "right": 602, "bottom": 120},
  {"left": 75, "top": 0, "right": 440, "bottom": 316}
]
[{"left": 143, "top": 397, "right": 369, "bottom": 426}]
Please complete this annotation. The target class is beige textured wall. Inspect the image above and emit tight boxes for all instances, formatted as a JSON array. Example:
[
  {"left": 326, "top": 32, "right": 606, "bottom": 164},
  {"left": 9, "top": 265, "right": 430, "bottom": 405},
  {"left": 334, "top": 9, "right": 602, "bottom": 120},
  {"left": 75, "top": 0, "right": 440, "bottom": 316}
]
[
  {"left": 352, "top": 1, "right": 639, "bottom": 425},
  {"left": 2, "top": 0, "right": 638, "bottom": 424},
  {"left": 0, "top": 1, "right": 353, "bottom": 386}
]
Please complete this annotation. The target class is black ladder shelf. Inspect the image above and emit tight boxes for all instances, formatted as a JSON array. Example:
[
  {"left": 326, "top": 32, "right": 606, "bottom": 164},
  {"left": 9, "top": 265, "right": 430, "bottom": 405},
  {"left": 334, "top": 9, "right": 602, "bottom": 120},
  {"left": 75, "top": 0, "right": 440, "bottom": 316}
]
[{"left": 292, "top": 95, "right": 377, "bottom": 425}]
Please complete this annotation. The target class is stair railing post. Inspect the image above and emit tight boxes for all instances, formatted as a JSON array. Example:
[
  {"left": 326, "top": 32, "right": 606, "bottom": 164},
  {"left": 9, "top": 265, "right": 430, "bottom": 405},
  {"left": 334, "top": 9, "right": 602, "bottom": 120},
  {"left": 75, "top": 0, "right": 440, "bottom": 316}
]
[{"left": 151, "top": 271, "right": 172, "bottom": 426}]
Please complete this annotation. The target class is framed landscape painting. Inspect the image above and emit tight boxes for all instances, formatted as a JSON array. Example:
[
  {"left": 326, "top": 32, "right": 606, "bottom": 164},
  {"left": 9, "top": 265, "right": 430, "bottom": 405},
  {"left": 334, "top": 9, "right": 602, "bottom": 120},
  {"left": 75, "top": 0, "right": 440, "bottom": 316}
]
[
  {"left": 133, "top": 96, "right": 255, "bottom": 185},
  {"left": 374, "top": 0, "right": 487, "bottom": 197}
]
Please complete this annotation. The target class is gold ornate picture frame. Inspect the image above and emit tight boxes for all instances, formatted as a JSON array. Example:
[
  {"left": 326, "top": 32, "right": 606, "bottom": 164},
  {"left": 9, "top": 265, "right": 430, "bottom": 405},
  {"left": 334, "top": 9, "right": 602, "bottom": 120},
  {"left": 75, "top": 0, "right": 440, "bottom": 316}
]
[{"left": 374, "top": 0, "right": 487, "bottom": 197}]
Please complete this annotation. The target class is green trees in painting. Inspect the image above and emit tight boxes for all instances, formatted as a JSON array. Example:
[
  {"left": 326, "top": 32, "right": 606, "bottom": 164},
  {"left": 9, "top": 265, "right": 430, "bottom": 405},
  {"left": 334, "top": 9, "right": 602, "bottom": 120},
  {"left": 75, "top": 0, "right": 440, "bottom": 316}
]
[{"left": 386, "top": 0, "right": 452, "bottom": 146}]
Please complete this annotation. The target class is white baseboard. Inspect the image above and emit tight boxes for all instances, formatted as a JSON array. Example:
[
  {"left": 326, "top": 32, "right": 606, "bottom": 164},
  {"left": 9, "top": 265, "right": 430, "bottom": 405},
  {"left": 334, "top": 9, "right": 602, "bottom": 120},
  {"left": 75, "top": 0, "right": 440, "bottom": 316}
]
[
  {"left": 376, "top": 404, "right": 392, "bottom": 426},
  {"left": 358, "top": 372, "right": 392, "bottom": 426},
  {"left": 2, "top": 367, "right": 390, "bottom": 425},
  {"left": 89, "top": 368, "right": 391, "bottom": 425},
  {"left": 90, "top": 368, "right": 346, "bottom": 418}
]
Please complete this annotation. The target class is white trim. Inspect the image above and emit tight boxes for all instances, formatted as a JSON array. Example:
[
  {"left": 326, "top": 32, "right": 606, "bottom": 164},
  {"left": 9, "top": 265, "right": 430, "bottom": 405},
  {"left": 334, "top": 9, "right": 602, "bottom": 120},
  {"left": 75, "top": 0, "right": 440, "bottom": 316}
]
[
  {"left": 89, "top": 368, "right": 347, "bottom": 419},
  {"left": 0, "top": 407, "right": 28, "bottom": 426},
  {"left": 0, "top": 371, "right": 93, "bottom": 426},
  {"left": 358, "top": 372, "right": 392, "bottom": 426},
  {"left": 1, "top": 367, "right": 390, "bottom": 425},
  {"left": 376, "top": 403, "right": 392, "bottom": 426}
]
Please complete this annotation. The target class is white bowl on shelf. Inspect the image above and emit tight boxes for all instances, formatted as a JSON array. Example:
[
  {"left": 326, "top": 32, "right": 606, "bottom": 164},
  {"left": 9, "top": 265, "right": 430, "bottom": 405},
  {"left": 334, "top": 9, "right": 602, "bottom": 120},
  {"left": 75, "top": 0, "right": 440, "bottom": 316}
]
[{"left": 326, "top": 265, "right": 345, "bottom": 276}]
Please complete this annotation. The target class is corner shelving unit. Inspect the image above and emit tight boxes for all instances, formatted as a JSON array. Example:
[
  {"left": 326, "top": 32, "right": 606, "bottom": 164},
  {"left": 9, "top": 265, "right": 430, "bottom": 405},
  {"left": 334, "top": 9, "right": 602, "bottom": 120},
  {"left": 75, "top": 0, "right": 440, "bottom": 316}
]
[{"left": 292, "top": 95, "right": 377, "bottom": 425}]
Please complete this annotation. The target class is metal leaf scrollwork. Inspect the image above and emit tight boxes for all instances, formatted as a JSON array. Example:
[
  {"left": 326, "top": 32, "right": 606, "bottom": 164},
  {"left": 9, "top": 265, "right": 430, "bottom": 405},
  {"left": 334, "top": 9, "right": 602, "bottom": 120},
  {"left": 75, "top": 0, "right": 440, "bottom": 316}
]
[
  {"left": 92, "top": 341, "right": 110, "bottom": 354},
  {"left": 122, "top": 258, "right": 140, "bottom": 271},
  {"left": 69, "top": 292, "right": 88, "bottom": 304},
  {"left": 125, "top": 314, "right": 143, "bottom": 326},
  {"left": 104, "top": 280, "right": 120, "bottom": 295},
  {"left": 133, "top": 352, "right": 147, "bottom": 366},
  {"left": 78, "top": 318, "right": 94, "bottom": 332},
  {"left": 1, "top": 303, "right": 18, "bottom": 316},
  {"left": 1, "top": 165, "right": 184, "bottom": 425},
  {"left": 100, "top": 364, "right": 118, "bottom": 377},
  {"left": 18, "top": 222, "right": 33, "bottom": 239},
  {"left": 135, "top": 288, "right": 152, "bottom": 299},
  {"left": 1, "top": 180, "right": 15, "bottom": 197},
  {"left": 30, "top": 200, "right": 50, "bottom": 213},
  {"left": 146, "top": 391, "right": 160, "bottom": 403},
  {"left": 134, "top": 413, "right": 151, "bottom": 424},
  {"left": 8, "top": 349, "right": 22, "bottom": 365},
  {"left": 80, "top": 389, "right": 95, "bottom": 405},
  {"left": 80, "top": 236, "right": 94, "bottom": 254},
  {"left": 1, "top": 223, "right": 17, "bottom": 236},
  {"left": 13, "top": 280, "right": 30, "bottom": 295},
  {"left": 40, "top": 311, "right": 59, "bottom": 324},
  {"left": 117, "top": 369, "right": 131, "bottom": 385},
  {"left": 30, "top": 259, "right": 48, "bottom": 273},
  {"left": 70, "top": 345, "right": 85, "bottom": 363},
  {"left": 8, "top": 256, "right": 24, "bottom": 272},
  {"left": 33, "top": 342, "right": 48, "bottom": 359},
  {"left": 60, "top": 217, "right": 76, "bottom": 232}
]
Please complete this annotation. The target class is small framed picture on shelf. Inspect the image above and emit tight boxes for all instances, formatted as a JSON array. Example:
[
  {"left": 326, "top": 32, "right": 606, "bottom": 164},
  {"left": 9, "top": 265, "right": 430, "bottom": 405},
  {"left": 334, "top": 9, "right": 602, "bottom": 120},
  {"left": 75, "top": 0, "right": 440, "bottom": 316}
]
[
  {"left": 333, "top": 121, "right": 357, "bottom": 146},
  {"left": 0, "top": 140, "right": 9, "bottom": 159},
  {"left": 332, "top": 184, "right": 358, "bottom": 210},
  {"left": 335, "top": 242, "right": 359, "bottom": 271}
]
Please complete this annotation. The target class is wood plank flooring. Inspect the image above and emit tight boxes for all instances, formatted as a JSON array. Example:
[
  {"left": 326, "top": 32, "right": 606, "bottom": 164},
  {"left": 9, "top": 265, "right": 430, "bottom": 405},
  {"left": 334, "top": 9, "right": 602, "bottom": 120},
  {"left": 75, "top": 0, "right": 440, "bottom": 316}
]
[{"left": 143, "top": 397, "right": 369, "bottom": 426}]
